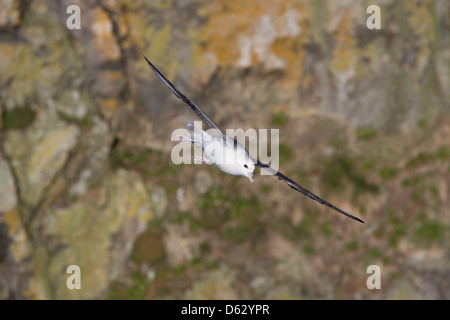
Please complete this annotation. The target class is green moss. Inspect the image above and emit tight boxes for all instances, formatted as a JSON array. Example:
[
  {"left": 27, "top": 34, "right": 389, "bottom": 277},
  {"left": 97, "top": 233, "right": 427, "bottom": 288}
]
[
  {"left": 111, "top": 144, "right": 152, "bottom": 169},
  {"left": 67, "top": 194, "right": 78, "bottom": 204},
  {"left": 196, "top": 210, "right": 229, "bottom": 230},
  {"left": 345, "top": 240, "right": 359, "bottom": 252},
  {"left": 59, "top": 113, "right": 93, "bottom": 127},
  {"left": 199, "top": 241, "right": 211, "bottom": 254},
  {"left": 112, "top": 149, "right": 154, "bottom": 168},
  {"left": 406, "top": 147, "right": 450, "bottom": 168},
  {"left": 388, "top": 224, "right": 406, "bottom": 248},
  {"left": 195, "top": 185, "right": 262, "bottom": 230},
  {"left": 190, "top": 255, "right": 202, "bottom": 266},
  {"left": 384, "top": 208, "right": 394, "bottom": 219},
  {"left": 107, "top": 281, "right": 127, "bottom": 300},
  {"left": 278, "top": 142, "right": 293, "bottom": 165},
  {"left": 206, "top": 260, "right": 220, "bottom": 270},
  {"left": 417, "top": 118, "right": 427, "bottom": 129},
  {"left": 292, "top": 211, "right": 319, "bottom": 240},
  {"left": 126, "top": 271, "right": 150, "bottom": 299},
  {"left": 412, "top": 188, "right": 425, "bottom": 203},
  {"left": 260, "top": 184, "right": 272, "bottom": 193},
  {"left": 172, "top": 265, "right": 187, "bottom": 275},
  {"left": 369, "top": 247, "right": 382, "bottom": 259},
  {"left": 149, "top": 217, "right": 164, "bottom": 230},
  {"left": 170, "top": 211, "right": 188, "bottom": 224},
  {"left": 406, "top": 152, "right": 434, "bottom": 168},
  {"left": 428, "top": 184, "right": 438, "bottom": 198},
  {"left": 362, "top": 161, "right": 374, "bottom": 171},
  {"left": 322, "top": 155, "right": 379, "bottom": 197},
  {"left": 196, "top": 187, "right": 230, "bottom": 229},
  {"left": 2, "top": 107, "right": 36, "bottom": 130},
  {"left": 373, "top": 226, "right": 385, "bottom": 239},
  {"left": 416, "top": 211, "right": 427, "bottom": 222},
  {"left": 170, "top": 211, "right": 201, "bottom": 232},
  {"left": 302, "top": 243, "right": 316, "bottom": 256},
  {"left": 221, "top": 226, "right": 247, "bottom": 244},
  {"left": 356, "top": 125, "right": 377, "bottom": 140},
  {"left": 293, "top": 220, "right": 313, "bottom": 239},
  {"left": 231, "top": 196, "right": 261, "bottom": 218},
  {"left": 401, "top": 175, "right": 422, "bottom": 187},
  {"left": 320, "top": 221, "right": 332, "bottom": 237},
  {"left": 379, "top": 167, "right": 398, "bottom": 180},
  {"left": 271, "top": 111, "right": 289, "bottom": 126},
  {"left": 108, "top": 271, "right": 150, "bottom": 300},
  {"left": 110, "top": 141, "right": 181, "bottom": 179},
  {"left": 189, "top": 219, "right": 201, "bottom": 233},
  {"left": 414, "top": 220, "right": 446, "bottom": 243},
  {"left": 196, "top": 187, "right": 227, "bottom": 211},
  {"left": 436, "top": 147, "right": 449, "bottom": 160}
]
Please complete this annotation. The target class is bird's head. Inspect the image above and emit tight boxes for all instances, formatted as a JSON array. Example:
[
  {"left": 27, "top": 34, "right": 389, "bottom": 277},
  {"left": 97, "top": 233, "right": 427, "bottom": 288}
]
[{"left": 242, "top": 160, "right": 255, "bottom": 183}]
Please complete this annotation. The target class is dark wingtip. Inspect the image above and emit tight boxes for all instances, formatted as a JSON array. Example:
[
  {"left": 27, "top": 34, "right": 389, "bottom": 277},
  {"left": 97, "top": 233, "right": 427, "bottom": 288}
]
[
  {"left": 354, "top": 216, "right": 365, "bottom": 224},
  {"left": 141, "top": 53, "right": 160, "bottom": 73},
  {"left": 347, "top": 211, "right": 364, "bottom": 223},
  {"left": 340, "top": 210, "right": 365, "bottom": 223},
  {"left": 141, "top": 53, "right": 152, "bottom": 66},
  {"left": 337, "top": 210, "right": 365, "bottom": 223}
]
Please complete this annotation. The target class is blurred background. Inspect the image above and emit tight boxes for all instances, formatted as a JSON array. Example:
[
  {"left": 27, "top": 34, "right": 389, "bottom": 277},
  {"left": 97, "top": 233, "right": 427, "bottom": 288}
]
[{"left": 0, "top": 0, "right": 449, "bottom": 299}]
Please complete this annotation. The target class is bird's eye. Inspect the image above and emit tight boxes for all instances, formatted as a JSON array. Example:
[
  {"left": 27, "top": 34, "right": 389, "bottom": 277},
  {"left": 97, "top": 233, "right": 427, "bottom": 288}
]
[{"left": 244, "top": 164, "right": 248, "bottom": 169}]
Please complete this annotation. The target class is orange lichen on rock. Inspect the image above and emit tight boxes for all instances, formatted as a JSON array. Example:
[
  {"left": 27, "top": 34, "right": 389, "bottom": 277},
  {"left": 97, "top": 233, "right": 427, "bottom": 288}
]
[
  {"left": 329, "top": 8, "right": 358, "bottom": 73},
  {"left": 197, "top": 0, "right": 309, "bottom": 86},
  {"left": 89, "top": 7, "right": 121, "bottom": 63}
]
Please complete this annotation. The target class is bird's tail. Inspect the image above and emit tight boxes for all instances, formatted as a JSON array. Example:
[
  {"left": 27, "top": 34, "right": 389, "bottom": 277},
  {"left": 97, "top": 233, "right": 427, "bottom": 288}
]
[
  {"left": 187, "top": 121, "right": 204, "bottom": 150},
  {"left": 187, "top": 120, "right": 196, "bottom": 132}
]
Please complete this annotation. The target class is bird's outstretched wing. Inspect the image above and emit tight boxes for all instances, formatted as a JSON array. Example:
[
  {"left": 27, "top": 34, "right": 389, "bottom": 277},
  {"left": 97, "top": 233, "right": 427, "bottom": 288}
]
[
  {"left": 142, "top": 55, "right": 226, "bottom": 139},
  {"left": 256, "top": 160, "right": 364, "bottom": 223}
]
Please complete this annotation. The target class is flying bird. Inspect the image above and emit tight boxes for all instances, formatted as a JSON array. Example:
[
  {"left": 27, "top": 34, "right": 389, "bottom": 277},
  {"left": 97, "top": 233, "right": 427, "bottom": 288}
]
[{"left": 142, "top": 55, "right": 364, "bottom": 223}]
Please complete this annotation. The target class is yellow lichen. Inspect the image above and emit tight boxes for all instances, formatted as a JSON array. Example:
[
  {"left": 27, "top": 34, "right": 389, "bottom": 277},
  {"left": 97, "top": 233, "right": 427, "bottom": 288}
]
[
  {"left": 90, "top": 7, "right": 121, "bottom": 63},
  {"left": 197, "top": 0, "right": 309, "bottom": 86},
  {"left": 1, "top": 208, "right": 21, "bottom": 235},
  {"left": 99, "top": 98, "right": 119, "bottom": 110},
  {"left": 0, "top": 209, "right": 31, "bottom": 262},
  {"left": 28, "top": 125, "right": 79, "bottom": 185},
  {"left": 330, "top": 9, "right": 357, "bottom": 73}
]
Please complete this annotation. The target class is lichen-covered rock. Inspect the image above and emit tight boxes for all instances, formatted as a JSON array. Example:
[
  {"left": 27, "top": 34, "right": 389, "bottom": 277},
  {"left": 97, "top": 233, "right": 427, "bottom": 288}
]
[
  {"left": 385, "top": 280, "right": 425, "bottom": 300},
  {"left": 4, "top": 110, "right": 80, "bottom": 207},
  {"left": 184, "top": 266, "right": 238, "bottom": 300},
  {"left": 0, "top": 157, "right": 17, "bottom": 213},
  {"left": 0, "top": 207, "right": 34, "bottom": 299},
  {"left": 0, "top": 0, "right": 22, "bottom": 29},
  {"left": 31, "top": 169, "right": 153, "bottom": 299}
]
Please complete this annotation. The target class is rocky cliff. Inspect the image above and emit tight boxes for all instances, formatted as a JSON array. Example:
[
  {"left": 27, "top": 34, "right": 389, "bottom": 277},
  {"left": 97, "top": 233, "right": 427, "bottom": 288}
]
[{"left": 0, "top": 0, "right": 449, "bottom": 299}]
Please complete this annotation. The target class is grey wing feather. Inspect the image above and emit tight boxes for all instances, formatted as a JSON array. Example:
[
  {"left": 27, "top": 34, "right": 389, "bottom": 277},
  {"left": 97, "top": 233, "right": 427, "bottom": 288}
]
[
  {"left": 142, "top": 55, "right": 226, "bottom": 140},
  {"left": 256, "top": 160, "right": 364, "bottom": 223}
]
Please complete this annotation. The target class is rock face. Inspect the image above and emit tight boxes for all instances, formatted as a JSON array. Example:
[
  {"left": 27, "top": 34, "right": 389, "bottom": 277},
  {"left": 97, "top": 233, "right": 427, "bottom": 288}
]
[
  {"left": 0, "top": 0, "right": 449, "bottom": 299},
  {"left": 4, "top": 111, "right": 80, "bottom": 207},
  {"left": 0, "top": 157, "right": 17, "bottom": 213}
]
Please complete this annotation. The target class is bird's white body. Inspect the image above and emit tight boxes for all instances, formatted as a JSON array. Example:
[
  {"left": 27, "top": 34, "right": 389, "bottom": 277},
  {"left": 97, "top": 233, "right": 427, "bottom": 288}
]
[{"left": 187, "top": 121, "right": 256, "bottom": 182}]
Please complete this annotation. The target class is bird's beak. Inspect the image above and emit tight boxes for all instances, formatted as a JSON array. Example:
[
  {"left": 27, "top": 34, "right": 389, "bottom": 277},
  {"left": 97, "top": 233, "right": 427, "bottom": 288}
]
[{"left": 250, "top": 175, "right": 254, "bottom": 183}]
